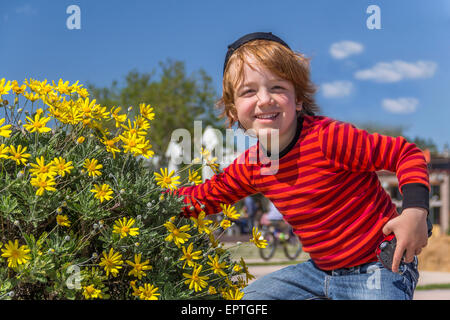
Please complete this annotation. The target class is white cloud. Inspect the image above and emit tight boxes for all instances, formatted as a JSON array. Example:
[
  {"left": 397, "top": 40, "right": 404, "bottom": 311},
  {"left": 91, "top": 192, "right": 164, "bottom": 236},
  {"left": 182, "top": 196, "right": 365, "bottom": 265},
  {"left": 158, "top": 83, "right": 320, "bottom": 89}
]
[
  {"left": 382, "top": 98, "right": 419, "bottom": 114},
  {"left": 329, "top": 41, "right": 364, "bottom": 59},
  {"left": 354, "top": 60, "right": 437, "bottom": 83},
  {"left": 321, "top": 81, "right": 354, "bottom": 98}
]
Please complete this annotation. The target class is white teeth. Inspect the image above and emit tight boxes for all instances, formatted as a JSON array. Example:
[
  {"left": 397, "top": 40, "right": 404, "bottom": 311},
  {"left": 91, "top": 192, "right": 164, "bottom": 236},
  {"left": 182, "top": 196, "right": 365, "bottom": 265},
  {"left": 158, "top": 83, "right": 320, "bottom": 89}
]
[{"left": 256, "top": 113, "right": 278, "bottom": 119}]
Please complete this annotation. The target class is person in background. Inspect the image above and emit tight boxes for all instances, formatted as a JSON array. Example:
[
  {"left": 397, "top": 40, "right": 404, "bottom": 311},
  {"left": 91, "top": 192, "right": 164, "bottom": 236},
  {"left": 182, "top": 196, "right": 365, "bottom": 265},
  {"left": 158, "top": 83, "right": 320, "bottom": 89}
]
[{"left": 244, "top": 196, "right": 257, "bottom": 232}]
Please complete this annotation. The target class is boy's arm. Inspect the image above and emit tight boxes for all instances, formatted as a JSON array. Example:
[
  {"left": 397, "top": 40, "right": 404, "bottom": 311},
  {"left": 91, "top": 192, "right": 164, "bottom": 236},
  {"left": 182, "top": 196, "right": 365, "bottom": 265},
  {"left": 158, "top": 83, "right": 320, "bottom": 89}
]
[
  {"left": 318, "top": 119, "right": 430, "bottom": 272},
  {"left": 171, "top": 151, "right": 258, "bottom": 218}
]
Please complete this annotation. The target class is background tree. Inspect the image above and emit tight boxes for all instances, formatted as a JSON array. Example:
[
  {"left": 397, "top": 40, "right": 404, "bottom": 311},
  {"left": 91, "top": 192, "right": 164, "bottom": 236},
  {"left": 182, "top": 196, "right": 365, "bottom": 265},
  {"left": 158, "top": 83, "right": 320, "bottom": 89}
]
[
  {"left": 354, "top": 121, "right": 439, "bottom": 156},
  {"left": 88, "top": 59, "right": 225, "bottom": 166}
]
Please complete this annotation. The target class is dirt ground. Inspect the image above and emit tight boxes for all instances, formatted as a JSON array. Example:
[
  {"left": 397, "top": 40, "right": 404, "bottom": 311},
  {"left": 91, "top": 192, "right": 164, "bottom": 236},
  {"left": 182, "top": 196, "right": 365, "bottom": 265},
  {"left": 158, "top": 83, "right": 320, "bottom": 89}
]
[{"left": 418, "top": 225, "right": 450, "bottom": 272}]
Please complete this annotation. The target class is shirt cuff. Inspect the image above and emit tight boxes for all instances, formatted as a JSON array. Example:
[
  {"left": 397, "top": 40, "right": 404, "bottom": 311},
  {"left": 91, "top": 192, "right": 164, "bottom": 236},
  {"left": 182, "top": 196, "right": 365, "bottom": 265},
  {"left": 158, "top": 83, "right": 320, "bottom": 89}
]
[{"left": 401, "top": 183, "right": 430, "bottom": 214}]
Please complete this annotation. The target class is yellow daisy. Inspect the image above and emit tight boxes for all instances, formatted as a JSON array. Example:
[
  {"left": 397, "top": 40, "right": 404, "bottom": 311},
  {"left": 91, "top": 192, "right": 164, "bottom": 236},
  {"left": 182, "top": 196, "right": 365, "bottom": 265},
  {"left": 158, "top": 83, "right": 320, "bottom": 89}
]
[
  {"left": 138, "top": 283, "right": 160, "bottom": 300},
  {"left": 0, "top": 118, "right": 12, "bottom": 138},
  {"left": 99, "top": 248, "right": 123, "bottom": 277},
  {"left": 207, "top": 254, "right": 229, "bottom": 277},
  {"left": 82, "top": 284, "right": 102, "bottom": 299},
  {"left": 154, "top": 167, "right": 180, "bottom": 191},
  {"left": 188, "top": 169, "right": 202, "bottom": 185},
  {"left": 23, "top": 113, "right": 52, "bottom": 133},
  {"left": 90, "top": 183, "right": 114, "bottom": 203},
  {"left": 8, "top": 145, "right": 31, "bottom": 165},
  {"left": 0, "top": 78, "right": 13, "bottom": 96},
  {"left": 110, "top": 106, "right": 127, "bottom": 127},
  {"left": 112, "top": 217, "right": 139, "bottom": 238},
  {"left": 163, "top": 221, "right": 191, "bottom": 248},
  {"left": 1, "top": 239, "right": 31, "bottom": 268},
  {"left": 0, "top": 144, "right": 9, "bottom": 159},
  {"left": 183, "top": 264, "right": 209, "bottom": 292},
  {"left": 190, "top": 211, "right": 213, "bottom": 234},
  {"left": 30, "top": 156, "right": 58, "bottom": 177},
  {"left": 50, "top": 157, "right": 74, "bottom": 177},
  {"left": 30, "top": 174, "right": 57, "bottom": 196},
  {"left": 223, "top": 287, "right": 244, "bottom": 300},
  {"left": 249, "top": 227, "right": 268, "bottom": 249},
  {"left": 83, "top": 158, "right": 103, "bottom": 177},
  {"left": 126, "top": 254, "right": 152, "bottom": 279},
  {"left": 139, "top": 103, "right": 155, "bottom": 121},
  {"left": 179, "top": 243, "right": 202, "bottom": 269},
  {"left": 120, "top": 131, "right": 147, "bottom": 155},
  {"left": 56, "top": 214, "right": 71, "bottom": 227},
  {"left": 220, "top": 204, "right": 240, "bottom": 220},
  {"left": 100, "top": 136, "right": 120, "bottom": 158}
]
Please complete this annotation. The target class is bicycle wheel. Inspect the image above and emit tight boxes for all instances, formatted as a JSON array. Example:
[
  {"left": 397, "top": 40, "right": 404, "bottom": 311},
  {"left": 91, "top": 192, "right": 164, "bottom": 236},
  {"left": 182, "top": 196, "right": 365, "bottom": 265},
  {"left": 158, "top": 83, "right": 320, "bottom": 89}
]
[
  {"left": 283, "top": 233, "right": 303, "bottom": 260},
  {"left": 258, "top": 228, "right": 277, "bottom": 261}
]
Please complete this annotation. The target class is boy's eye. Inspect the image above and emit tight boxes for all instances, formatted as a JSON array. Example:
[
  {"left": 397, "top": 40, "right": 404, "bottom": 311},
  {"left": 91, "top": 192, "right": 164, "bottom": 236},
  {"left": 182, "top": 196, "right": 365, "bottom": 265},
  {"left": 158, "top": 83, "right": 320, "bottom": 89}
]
[
  {"left": 241, "top": 89, "right": 254, "bottom": 95},
  {"left": 272, "top": 86, "right": 284, "bottom": 90}
]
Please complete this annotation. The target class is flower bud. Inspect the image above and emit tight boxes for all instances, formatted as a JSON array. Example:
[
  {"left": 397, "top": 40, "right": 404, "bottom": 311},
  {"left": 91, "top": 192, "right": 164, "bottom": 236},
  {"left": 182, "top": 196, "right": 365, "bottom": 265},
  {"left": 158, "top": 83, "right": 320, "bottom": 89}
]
[
  {"left": 13, "top": 220, "right": 20, "bottom": 227},
  {"left": 76, "top": 136, "right": 85, "bottom": 144},
  {"left": 64, "top": 235, "right": 70, "bottom": 242}
]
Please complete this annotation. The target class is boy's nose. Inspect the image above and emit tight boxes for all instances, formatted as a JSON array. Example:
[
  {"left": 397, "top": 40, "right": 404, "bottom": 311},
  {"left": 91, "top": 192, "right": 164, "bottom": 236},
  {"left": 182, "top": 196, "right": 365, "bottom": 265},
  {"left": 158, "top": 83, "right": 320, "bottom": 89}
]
[{"left": 256, "top": 90, "right": 275, "bottom": 107}]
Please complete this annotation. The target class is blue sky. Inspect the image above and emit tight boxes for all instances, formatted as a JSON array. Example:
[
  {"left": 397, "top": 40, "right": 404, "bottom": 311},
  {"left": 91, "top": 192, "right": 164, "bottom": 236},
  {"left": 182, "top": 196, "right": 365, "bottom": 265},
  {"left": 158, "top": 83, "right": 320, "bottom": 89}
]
[{"left": 1, "top": 0, "right": 449, "bottom": 153}]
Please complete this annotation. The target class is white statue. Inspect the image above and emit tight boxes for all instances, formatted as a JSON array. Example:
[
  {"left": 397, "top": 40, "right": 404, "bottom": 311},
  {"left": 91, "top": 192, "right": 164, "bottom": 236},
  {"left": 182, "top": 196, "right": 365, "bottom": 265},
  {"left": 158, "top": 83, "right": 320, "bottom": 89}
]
[
  {"left": 202, "top": 126, "right": 221, "bottom": 181},
  {"left": 165, "top": 140, "right": 183, "bottom": 174}
]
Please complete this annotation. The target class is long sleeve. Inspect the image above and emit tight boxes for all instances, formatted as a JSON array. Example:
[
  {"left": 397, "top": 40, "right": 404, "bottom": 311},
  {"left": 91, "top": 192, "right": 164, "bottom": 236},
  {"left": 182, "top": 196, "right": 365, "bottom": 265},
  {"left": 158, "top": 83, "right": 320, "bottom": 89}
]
[
  {"left": 318, "top": 118, "right": 430, "bottom": 212},
  {"left": 173, "top": 150, "right": 258, "bottom": 217}
]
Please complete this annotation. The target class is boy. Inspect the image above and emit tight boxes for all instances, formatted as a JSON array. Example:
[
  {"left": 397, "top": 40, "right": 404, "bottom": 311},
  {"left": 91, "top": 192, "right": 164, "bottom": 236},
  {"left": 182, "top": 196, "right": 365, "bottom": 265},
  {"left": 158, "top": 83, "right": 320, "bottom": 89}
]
[{"left": 173, "top": 32, "right": 430, "bottom": 299}]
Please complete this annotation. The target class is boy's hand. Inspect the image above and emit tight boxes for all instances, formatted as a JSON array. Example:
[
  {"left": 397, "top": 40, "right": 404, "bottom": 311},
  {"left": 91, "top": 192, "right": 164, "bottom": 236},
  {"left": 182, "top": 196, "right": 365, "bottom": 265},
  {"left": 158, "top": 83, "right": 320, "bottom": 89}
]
[{"left": 381, "top": 207, "right": 428, "bottom": 273}]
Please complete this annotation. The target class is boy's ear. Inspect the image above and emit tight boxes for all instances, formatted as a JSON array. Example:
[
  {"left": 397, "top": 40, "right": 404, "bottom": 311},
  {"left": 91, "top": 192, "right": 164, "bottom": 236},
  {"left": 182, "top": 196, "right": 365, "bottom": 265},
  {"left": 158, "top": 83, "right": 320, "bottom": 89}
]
[
  {"left": 227, "top": 106, "right": 239, "bottom": 122},
  {"left": 296, "top": 100, "right": 303, "bottom": 111}
]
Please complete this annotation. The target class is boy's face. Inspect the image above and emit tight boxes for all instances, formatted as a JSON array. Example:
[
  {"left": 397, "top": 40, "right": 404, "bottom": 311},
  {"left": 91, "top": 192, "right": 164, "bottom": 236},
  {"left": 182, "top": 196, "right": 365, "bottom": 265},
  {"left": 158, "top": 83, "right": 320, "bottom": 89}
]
[{"left": 232, "top": 55, "right": 302, "bottom": 152}]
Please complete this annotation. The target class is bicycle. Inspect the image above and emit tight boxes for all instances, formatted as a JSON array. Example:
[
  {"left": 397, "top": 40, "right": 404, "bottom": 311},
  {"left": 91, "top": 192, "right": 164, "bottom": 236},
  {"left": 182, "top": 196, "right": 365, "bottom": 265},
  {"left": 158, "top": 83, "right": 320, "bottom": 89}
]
[{"left": 258, "top": 223, "right": 303, "bottom": 261}]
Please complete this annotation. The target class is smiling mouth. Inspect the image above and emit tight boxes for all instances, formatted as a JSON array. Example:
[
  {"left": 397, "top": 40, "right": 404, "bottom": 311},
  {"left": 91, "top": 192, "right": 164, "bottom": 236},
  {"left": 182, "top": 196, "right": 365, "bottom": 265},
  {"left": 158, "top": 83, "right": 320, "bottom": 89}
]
[{"left": 254, "top": 113, "right": 280, "bottom": 120}]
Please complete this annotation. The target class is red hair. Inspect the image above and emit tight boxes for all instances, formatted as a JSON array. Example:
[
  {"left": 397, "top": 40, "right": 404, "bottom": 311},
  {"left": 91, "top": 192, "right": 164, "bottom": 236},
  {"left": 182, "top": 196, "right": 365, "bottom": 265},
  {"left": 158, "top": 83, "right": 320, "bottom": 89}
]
[{"left": 216, "top": 40, "right": 319, "bottom": 128}]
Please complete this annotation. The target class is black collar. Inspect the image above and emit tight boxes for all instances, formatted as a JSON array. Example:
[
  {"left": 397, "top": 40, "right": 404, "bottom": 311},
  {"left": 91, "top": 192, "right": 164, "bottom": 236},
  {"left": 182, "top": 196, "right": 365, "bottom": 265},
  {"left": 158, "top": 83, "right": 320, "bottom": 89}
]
[{"left": 261, "top": 115, "right": 303, "bottom": 158}]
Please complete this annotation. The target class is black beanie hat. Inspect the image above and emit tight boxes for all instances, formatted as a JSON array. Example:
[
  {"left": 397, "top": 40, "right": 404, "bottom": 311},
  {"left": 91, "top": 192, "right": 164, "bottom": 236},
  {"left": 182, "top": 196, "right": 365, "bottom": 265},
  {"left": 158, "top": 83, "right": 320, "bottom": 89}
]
[{"left": 223, "top": 32, "right": 291, "bottom": 75}]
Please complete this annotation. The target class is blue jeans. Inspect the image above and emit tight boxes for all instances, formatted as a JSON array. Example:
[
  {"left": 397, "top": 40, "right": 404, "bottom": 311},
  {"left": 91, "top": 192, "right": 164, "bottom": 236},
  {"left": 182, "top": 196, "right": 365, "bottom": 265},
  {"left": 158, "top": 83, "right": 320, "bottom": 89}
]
[{"left": 243, "top": 258, "right": 419, "bottom": 300}]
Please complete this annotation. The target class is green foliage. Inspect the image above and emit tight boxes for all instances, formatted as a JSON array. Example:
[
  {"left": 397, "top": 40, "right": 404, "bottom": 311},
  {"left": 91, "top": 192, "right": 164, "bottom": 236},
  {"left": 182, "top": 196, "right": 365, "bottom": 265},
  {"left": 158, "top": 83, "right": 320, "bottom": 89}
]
[
  {"left": 88, "top": 59, "right": 224, "bottom": 162},
  {"left": 0, "top": 78, "right": 251, "bottom": 300}
]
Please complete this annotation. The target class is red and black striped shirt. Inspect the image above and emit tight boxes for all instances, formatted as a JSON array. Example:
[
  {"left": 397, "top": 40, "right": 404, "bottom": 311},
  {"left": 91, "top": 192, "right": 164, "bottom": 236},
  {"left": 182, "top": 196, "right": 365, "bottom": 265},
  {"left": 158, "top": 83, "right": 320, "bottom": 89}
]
[{"left": 174, "top": 114, "right": 430, "bottom": 270}]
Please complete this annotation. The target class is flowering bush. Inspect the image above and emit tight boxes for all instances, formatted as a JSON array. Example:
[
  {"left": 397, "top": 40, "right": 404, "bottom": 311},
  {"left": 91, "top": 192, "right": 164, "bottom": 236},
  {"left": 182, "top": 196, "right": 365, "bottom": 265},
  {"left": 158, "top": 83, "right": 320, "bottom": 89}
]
[{"left": 0, "top": 78, "right": 259, "bottom": 300}]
